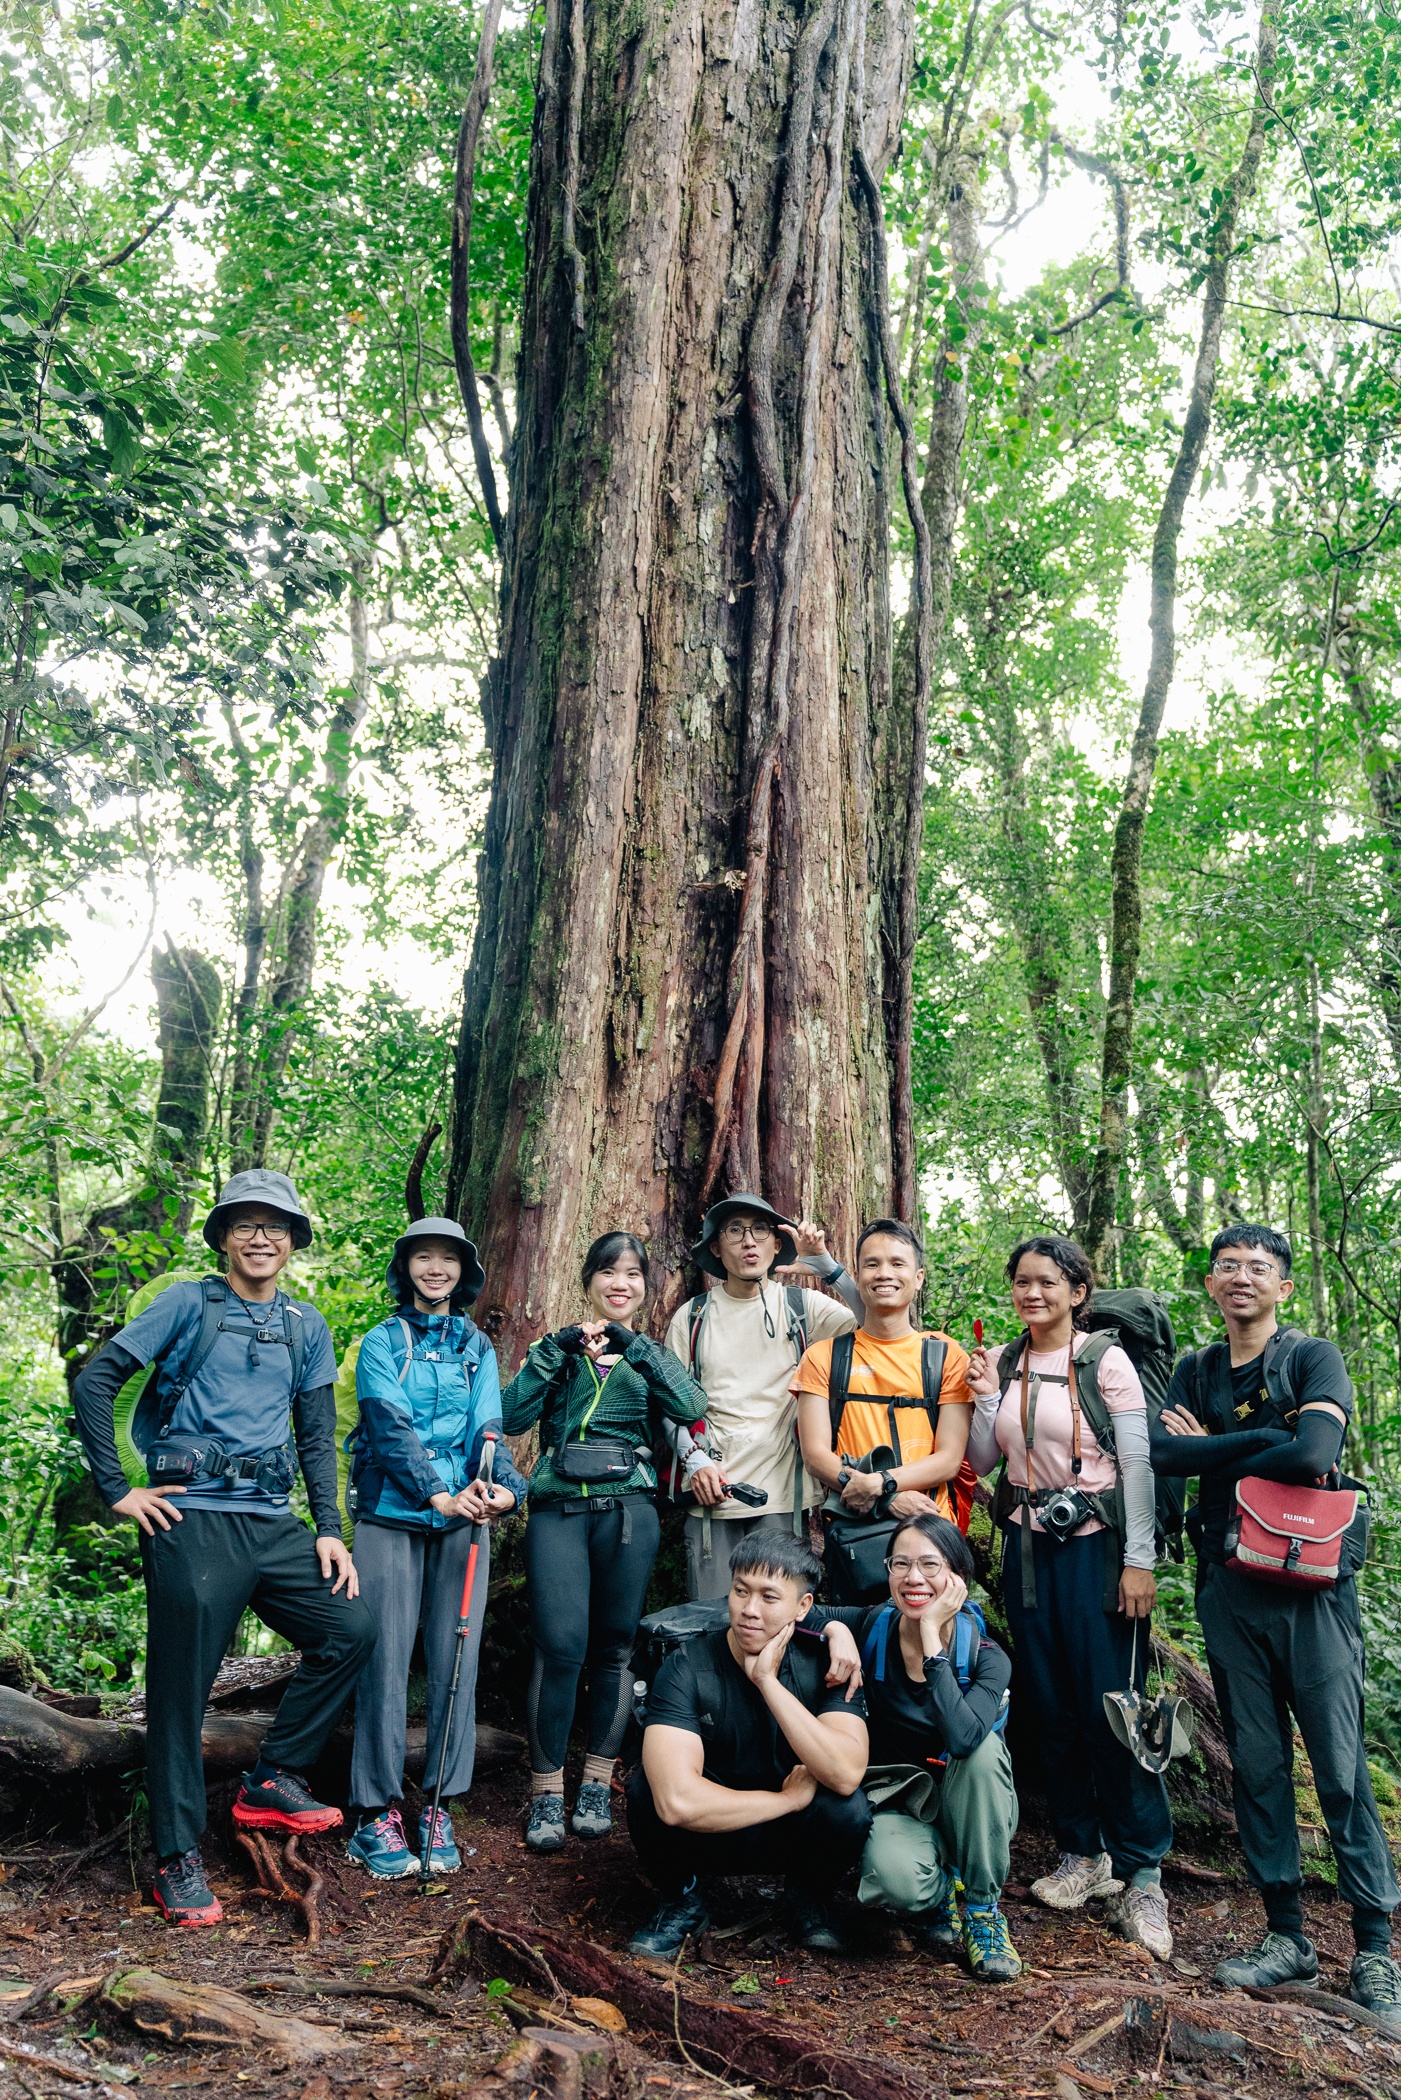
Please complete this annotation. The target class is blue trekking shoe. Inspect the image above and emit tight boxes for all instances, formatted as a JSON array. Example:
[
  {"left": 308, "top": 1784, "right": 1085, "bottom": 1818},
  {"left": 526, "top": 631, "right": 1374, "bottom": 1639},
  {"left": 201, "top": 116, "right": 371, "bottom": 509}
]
[
  {"left": 347, "top": 1808, "right": 416, "bottom": 1879},
  {"left": 629, "top": 1881, "right": 711, "bottom": 1958},
  {"left": 918, "top": 1882, "right": 962, "bottom": 1952},
  {"left": 418, "top": 1805, "right": 461, "bottom": 1874},
  {"left": 963, "top": 1902, "right": 1022, "bottom": 1983}
]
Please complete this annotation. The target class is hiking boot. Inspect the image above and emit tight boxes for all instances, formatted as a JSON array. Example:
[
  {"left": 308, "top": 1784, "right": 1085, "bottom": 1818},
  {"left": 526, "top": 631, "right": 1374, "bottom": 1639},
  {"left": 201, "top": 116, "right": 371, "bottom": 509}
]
[
  {"left": 1349, "top": 1950, "right": 1401, "bottom": 2032},
  {"left": 417, "top": 1806, "right": 461, "bottom": 1875},
  {"left": 1031, "top": 1851, "right": 1122, "bottom": 1910},
  {"left": 917, "top": 1883, "right": 963, "bottom": 1952},
  {"left": 526, "top": 1793, "right": 566, "bottom": 1854},
  {"left": 571, "top": 1780, "right": 614, "bottom": 1839},
  {"left": 1106, "top": 1880, "right": 1173, "bottom": 1961},
  {"left": 1214, "top": 1931, "right": 1319, "bottom": 1990},
  {"left": 232, "top": 1768, "right": 343, "bottom": 1833},
  {"left": 784, "top": 1884, "right": 846, "bottom": 1953},
  {"left": 963, "top": 1902, "right": 1022, "bottom": 1983},
  {"left": 347, "top": 1808, "right": 416, "bottom": 1878},
  {"left": 629, "top": 1882, "right": 710, "bottom": 1958},
  {"left": 152, "top": 1849, "right": 223, "bottom": 1927}
]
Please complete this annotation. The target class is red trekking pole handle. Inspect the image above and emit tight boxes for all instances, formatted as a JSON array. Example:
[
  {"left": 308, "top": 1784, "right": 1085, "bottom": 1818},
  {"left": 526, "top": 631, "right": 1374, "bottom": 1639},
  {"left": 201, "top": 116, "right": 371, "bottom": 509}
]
[{"left": 456, "top": 1433, "right": 497, "bottom": 1636}]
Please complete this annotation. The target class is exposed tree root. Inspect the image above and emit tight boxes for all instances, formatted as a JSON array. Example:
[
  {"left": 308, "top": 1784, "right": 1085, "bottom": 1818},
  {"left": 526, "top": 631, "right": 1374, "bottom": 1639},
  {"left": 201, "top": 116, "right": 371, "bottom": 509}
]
[{"left": 231, "top": 1829, "right": 323, "bottom": 1945}]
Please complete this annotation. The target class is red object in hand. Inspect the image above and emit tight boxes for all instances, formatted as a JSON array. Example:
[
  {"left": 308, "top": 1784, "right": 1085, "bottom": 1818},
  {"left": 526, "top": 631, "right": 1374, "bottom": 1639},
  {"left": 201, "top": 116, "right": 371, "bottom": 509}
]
[{"left": 973, "top": 1319, "right": 984, "bottom": 1347}]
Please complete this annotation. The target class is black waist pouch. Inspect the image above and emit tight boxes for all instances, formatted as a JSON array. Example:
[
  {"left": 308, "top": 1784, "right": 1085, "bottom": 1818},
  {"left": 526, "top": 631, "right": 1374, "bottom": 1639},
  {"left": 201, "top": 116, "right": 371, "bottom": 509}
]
[{"left": 555, "top": 1440, "right": 639, "bottom": 1485}]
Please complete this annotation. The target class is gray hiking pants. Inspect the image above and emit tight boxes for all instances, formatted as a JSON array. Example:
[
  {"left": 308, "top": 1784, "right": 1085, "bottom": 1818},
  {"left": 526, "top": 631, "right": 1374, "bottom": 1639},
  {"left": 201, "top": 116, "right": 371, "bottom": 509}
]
[
  {"left": 349, "top": 1520, "right": 490, "bottom": 1811},
  {"left": 684, "top": 1510, "right": 792, "bottom": 1601},
  {"left": 1198, "top": 1561, "right": 1399, "bottom": 1917}
]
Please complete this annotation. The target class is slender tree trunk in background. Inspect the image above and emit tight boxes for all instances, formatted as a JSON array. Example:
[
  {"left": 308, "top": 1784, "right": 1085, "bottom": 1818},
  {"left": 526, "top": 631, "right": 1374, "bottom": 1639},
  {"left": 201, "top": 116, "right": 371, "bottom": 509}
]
[
  {"left": 1082, "top": 0, "right": 1278, "bottom": 1276},
  {"left": 449, "top": 0, "right": 917, "bottom": 1356},
  {"left": 1339, "top": 634, "right": 1401, "bottom": 1076},
  {"left": 52, "top": 944, "right": 222, "bottom": 1543},
  {"left": 1304, "top": 955, "right": 1330, "bottom": 1336},
  {"left": 243, "top": 584, "right": 373, "bottom": 1168}
]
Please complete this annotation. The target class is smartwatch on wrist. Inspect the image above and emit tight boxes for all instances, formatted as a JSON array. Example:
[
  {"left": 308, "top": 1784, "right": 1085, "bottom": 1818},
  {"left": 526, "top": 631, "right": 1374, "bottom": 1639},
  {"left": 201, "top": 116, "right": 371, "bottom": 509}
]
[{"left": 880, "top": 1470, "right": 898, "bottom": 1501}]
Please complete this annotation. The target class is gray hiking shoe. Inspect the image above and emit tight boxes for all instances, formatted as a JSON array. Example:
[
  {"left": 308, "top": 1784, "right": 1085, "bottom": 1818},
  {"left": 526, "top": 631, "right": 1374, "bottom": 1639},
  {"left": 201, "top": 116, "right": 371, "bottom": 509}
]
[
  {"left": 1214, "top": 1931, "right": 1319, "bottom": 1990},
  {"left": 1031, "top": 1851, "right": 1122, "bottom": 1911},
  {"left": 525, "top": 1793, "right": 566, "bottom": 1853},
  {"left": 1349, "top": 1950, "right": 1401, "bottom": 2032},
  {"left": 570, "top": 1780, "right": 613, "bottom": 1839},
  {"left": 1105, "top": 1880, "right": 1173, "bottom": 1961}
]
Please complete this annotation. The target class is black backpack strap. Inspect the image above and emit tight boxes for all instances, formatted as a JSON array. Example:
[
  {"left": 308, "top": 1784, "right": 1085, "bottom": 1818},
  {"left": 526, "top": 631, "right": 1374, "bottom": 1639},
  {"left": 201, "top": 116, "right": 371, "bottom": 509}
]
[
  {"left": 692, "top": 1634, "right": 726, "bottom": 1746},
  {"left": 920, "top": 1335, "right": 948, "bottom": 1431},
  {"left": 157, "top": 1278, "right": 228, "bottom": 1433},
  {"left": 828, "top": 1331, "right": 856, "bottom": 1450},
  {"left": 688, "top": 1293, "right": 711, "bottom": 1379},
  {"left": 783, "top": 1284, "right": 809, "bottom": 1362},
  {"left": 282, "top": 1294, "right": 307, "bottom": 1397}
]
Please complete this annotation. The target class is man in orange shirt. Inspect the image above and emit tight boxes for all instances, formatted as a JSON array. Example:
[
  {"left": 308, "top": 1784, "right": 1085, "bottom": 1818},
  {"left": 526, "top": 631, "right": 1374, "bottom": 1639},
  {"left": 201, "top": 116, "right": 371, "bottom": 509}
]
[{"left": 794, "top": 1221, "right": 975, "bottom": 1600}]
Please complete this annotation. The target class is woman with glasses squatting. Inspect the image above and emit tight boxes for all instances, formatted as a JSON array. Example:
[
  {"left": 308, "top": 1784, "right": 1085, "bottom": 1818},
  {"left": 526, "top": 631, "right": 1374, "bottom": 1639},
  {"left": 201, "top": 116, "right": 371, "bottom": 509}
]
[{"left": 803, "top": 1512, "right": 1021, "bottom": 1982}]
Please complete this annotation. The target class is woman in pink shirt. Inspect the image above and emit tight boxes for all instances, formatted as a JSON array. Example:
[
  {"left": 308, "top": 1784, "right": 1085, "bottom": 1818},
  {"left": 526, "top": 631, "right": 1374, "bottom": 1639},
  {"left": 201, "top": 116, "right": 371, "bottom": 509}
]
[{"left": 966, "top": 1235, "right": 1173, "bottom": 1962}]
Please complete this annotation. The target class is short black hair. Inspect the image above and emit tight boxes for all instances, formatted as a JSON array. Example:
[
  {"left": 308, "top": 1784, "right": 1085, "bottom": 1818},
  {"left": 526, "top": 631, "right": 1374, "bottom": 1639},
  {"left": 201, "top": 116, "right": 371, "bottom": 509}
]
[
  {"left": 1208, "top": 1223, "right": 1292, "bottom": 1279},
  {"left": 856, "top": 1218, "right": 925, "bottom": 1264},
  {"left": 890, "top": 1512, "right": 975, "bottom": 1586},
  {"left": 728, "top": 1528, "right": 822, "bottom": 1594},
  {"left": 1007, "top": 1234, "right": 1095, "bottom": 1325},
  {"left": 582, "top": 1232, "right": 650, "bottom": 1290}
]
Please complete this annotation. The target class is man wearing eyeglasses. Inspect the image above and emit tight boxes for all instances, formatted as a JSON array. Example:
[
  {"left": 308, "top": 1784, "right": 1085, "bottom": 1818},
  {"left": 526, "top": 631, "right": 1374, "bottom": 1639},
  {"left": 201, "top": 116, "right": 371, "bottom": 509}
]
[
  {"left": 72, "top": 1169, "right": 375, "bottom": 1928},
  {"left": 664, "top": 1195, "right": 860, "bottom": 1600},
  {"left": 1152, "top": 1224, "right": 1399, "bottom": 2024}
]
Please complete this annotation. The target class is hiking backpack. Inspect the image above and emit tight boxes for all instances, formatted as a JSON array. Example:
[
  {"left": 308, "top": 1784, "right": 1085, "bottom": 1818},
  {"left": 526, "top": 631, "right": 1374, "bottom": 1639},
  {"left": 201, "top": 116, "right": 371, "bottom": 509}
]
[{"left": 859, "top": 1599, "right": 1009, "bottom": 1758}]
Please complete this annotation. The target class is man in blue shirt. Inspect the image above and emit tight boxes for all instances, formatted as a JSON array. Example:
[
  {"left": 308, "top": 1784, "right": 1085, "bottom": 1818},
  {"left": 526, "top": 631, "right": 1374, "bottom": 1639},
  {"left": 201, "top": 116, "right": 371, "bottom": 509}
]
[{"left": 73, "top": 1169, "right": 376, "bottom": 1927}]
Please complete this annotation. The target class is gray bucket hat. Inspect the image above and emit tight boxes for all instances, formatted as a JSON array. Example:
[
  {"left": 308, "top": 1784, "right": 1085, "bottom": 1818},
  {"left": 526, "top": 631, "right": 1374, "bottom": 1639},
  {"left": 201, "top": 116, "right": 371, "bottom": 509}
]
[
  {"left": 203, "top": 1169, "right": 313, "bottom": 1251},
  {"left": 690, "top": 1193, "right": 798, "bottom": 1279},
  {"left": 1103, "top": 1626, "right": 1196, "bottom": 1774},
  {"left": 387, "top": 1216, "right": 486, "bottom": 1309}
]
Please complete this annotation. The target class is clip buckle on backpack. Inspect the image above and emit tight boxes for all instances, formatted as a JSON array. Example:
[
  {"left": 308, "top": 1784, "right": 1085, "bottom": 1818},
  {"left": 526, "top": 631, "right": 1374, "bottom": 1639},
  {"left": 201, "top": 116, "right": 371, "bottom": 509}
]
[
  {"left": 822, "top": 1332, "right": 947, "bottom": 1604},
  {"left": 860, "top": 1600, "right": 1007, "bottom": 1767},
  {"left": 1224, "top": 1470, "right": 1367, "bottom": 1589}
]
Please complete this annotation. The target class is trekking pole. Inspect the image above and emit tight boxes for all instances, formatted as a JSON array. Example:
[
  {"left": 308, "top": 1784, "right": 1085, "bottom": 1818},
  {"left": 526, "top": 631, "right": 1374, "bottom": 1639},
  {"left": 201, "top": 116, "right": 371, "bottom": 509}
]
[{"left": 419, "top": 1432, "right": 497, "bottom": 1891}]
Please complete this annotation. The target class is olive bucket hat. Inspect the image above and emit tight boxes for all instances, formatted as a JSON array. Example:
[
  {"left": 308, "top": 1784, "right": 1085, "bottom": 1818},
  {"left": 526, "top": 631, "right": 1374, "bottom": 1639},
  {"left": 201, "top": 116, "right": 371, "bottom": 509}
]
[
  {"left": 387, "top": 1216, "right": 486, "bottom": 1310},
  {"left": 203, "top": 1168, "right": 314, "bottom": 1251},
  {"left": 690, "top": 1193, "right": 798, "bottom": 1279}
]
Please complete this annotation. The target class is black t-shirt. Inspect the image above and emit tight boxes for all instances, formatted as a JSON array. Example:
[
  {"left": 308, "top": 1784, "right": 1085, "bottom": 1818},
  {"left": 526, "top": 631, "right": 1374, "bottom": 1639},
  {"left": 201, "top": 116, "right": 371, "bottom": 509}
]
[
  {"left": 807, "top": 1605, "right": 1010, "bottom": 1765},
  {"left": 1166, "top": 1333, "right": 1353, "bottom": 1563},
  {"left": 643, "top": 1628, "right": 866, "bottom": 1793}
]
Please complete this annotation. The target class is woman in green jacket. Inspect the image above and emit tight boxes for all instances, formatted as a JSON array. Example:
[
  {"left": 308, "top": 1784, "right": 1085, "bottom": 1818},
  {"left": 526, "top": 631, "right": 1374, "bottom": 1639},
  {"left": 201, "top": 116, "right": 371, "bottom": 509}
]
[{"left": 504, "top": 1231, "right": 709, "bottom": 1852}]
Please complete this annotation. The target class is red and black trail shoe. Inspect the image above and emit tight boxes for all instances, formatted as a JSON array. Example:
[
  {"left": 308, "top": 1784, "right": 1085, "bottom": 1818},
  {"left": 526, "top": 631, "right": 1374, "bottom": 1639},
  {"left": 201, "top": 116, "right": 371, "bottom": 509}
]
[
  {"left": 152, "top": 1849, "right": 223, "bottom": 1927},
  {"left": 231, "top": 1766, "right": 343, "bottom": 1833}
]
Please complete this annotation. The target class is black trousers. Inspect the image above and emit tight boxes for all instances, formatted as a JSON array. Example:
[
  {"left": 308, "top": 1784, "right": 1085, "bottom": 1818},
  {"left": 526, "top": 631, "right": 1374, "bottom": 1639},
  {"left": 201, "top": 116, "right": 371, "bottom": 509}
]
[
  {"left": 625, "top": 1764, "right": 872, "bottom": 1901},
  {"left": 142, "top": 1509, "right": 377, "bottom": 1858},
  {"left": 1198, "top": 1561, "right": 1399, "bottom": 1921},
  {"left": 524, "top": 1498, "right": 661, "bottom": 1770},
  {"left": 1001, "top": 1523, "right": 1173, "bottom": 1879}
]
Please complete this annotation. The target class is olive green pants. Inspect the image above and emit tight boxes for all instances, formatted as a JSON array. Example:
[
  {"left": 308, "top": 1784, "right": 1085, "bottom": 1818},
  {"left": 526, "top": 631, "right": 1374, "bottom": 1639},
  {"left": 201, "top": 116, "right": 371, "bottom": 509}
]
[{"left": 857, "top": 1732, "right": 1018, "bottom": 1914}]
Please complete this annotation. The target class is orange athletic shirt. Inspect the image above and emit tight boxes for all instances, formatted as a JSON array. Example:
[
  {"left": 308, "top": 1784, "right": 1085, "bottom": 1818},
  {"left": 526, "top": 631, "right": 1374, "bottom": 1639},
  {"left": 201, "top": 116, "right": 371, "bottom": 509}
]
[{"left": 792, "top": 1327, "right": 976, "bottom": 1531}]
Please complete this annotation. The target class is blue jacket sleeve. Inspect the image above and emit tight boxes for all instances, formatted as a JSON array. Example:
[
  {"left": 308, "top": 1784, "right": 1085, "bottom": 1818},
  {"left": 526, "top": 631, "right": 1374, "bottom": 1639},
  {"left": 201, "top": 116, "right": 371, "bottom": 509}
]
[
  {"left": 464, "top": 1346, "right": 529, "bottom": 1505},
  {"left": 355, "top": 1324, "right": 444, "bottom": 1510}
]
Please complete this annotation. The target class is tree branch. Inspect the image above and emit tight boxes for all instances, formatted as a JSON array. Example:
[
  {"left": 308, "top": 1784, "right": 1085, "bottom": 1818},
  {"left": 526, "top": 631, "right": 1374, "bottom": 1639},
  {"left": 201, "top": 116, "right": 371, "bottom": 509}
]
[{"left": 450, "top": 0, "right": 507, "bottom": 549}]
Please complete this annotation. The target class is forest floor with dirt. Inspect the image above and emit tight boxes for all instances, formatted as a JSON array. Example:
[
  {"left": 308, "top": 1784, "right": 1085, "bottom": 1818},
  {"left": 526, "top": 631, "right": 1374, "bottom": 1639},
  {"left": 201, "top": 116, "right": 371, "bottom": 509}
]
[{"left": 0, "top": 1746, "right": 1395, "bottom": 2100}]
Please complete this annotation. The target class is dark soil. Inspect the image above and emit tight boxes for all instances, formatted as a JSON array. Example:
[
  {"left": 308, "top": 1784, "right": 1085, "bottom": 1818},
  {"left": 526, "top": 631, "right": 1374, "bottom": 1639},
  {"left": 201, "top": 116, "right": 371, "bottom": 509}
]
[{"left": 0, "top": 1752, "right": 1394, "bottom": 2100}]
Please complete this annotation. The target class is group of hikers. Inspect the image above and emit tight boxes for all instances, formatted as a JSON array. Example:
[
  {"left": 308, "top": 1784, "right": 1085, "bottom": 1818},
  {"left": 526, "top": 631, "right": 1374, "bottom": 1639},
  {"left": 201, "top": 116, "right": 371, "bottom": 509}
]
[{"left": 70, "top": 1172, "right": 1399, "bottom": 2026}]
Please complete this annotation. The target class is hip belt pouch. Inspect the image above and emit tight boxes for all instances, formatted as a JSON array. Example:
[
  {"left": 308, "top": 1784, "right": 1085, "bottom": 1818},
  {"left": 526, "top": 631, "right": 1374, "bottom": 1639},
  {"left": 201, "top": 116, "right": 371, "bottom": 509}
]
[
  {"left": 554, "top": 1440, "right": 639, "bottom": 1485},
  {"left": 1225, "top": 1476, "right": 1366, "bottom": 1589}
]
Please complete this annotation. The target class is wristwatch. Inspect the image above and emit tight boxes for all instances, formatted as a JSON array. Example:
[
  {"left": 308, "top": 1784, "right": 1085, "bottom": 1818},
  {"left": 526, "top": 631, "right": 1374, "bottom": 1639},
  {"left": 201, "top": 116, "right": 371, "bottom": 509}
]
[
  {"left": 880, "top": 1470, "right": 898, "bottom": 1501},
  {"left": 836, "top": 1465, "right": 852, "bottom": 1489}
]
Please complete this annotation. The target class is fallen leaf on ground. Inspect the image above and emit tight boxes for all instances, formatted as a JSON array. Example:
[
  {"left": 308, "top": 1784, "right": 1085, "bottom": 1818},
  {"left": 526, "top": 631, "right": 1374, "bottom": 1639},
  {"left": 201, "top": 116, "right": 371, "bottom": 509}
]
[{"left": 569, "top": 1996, "right": 626, "bottom": 2032}]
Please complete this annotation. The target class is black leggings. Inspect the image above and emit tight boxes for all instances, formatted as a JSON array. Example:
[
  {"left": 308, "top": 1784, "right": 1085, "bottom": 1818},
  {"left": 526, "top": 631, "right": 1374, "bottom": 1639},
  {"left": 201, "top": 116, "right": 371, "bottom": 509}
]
[{"left": 523, "top": 1497, "right": 661, "bottom": 1771}]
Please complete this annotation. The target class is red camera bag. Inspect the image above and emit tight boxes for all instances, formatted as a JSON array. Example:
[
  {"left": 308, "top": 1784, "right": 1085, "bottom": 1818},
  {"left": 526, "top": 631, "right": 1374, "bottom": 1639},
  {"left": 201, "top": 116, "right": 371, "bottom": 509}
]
[{"left": 1225, "top": 1477, "right": 1361, "bottom": 1589}]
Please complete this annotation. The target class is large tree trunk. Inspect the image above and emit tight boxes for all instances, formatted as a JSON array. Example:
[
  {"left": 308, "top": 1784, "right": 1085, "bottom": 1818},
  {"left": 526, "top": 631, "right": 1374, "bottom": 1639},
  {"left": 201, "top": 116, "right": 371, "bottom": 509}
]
[{"left": 450, "top": 0, "right": 917, "bottom": 1351}]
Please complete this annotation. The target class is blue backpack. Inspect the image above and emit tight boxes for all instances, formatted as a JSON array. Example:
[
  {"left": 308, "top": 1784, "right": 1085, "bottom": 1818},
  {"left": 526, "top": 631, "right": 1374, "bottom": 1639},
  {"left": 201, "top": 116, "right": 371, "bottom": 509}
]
[{"left": 859, "top": 1601, "right": 1008, "bottom": 1758}]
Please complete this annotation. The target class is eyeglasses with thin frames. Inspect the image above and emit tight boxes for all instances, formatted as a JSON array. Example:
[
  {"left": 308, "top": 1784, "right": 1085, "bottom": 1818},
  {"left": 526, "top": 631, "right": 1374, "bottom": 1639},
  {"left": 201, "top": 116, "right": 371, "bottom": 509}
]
[
  {"left": 227, "top": 1222, "right": 291, "bottom": 1245},
  {"left": 1210, "top": 1259, "right": 1279, "bottom": 1281},
  {"left": 886, "top": 1556, "right": 949, "bottom": 1578}
]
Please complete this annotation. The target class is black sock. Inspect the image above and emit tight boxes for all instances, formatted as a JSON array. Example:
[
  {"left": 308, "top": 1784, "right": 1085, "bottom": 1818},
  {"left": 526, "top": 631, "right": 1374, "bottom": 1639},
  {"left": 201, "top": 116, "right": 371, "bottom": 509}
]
[
  {"left": 357, "top": 1808, "right": 387, "bottom": 1829},
  {"left": 1353, "top": 1905, "right": 1394, "bottom": 1956},
  {"left": 249, "top": 1756, "right": 288, "bottom": 1788},
  {"left": 1262, "top": 1883, "right": 1307, "bottom": 1947}
]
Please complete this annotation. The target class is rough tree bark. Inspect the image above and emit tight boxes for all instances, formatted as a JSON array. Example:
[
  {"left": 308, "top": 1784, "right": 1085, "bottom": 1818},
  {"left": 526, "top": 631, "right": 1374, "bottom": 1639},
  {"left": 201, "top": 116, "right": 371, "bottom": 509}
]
[
  {"left": 1082, "top": 0, "right": 1279, "bottom": 1276},
  {"left": 449, "top": 0, "right": 921, "bottom": 1353}
]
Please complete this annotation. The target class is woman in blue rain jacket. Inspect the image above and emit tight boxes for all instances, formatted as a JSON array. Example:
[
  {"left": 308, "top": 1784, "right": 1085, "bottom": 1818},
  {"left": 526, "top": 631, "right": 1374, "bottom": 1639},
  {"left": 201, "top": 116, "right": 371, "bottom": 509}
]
[{"left": 345, "top": 1217, "right": 527, "bottom": 1878}]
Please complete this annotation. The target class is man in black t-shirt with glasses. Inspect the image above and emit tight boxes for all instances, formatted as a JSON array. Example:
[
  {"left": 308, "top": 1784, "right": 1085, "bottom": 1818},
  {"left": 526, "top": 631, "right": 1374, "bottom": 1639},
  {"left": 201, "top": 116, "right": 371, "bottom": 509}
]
[
  {"left": 1152, "top": 1225, "right": 1399, "bottom": 2026},
  {"left": 626, "top": 1530, "right": 871, "bottom": 1957}
]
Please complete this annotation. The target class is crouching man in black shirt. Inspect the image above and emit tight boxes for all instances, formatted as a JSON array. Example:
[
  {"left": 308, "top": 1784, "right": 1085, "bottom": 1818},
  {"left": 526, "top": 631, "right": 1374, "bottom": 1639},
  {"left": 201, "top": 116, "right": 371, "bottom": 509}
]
[
  {"left": 626, "top": 1529, "right": 871, "bottom": 1958},
  {"left": 1152, "top": 1224, "right": 1399, "bottom": 2025}
]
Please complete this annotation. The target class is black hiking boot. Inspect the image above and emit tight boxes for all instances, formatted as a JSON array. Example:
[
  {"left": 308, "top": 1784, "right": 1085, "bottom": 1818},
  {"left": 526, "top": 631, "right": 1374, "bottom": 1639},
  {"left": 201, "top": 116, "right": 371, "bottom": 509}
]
[{"left": 152, "top": 1849, "right": 223, "bottom": 1927}]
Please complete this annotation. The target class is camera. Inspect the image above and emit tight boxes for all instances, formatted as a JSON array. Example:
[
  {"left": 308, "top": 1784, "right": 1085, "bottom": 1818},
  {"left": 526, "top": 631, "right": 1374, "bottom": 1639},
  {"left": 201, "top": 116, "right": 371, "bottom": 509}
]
[{"left": 1036, "top": 1485, "right": 1097, "bottom": 1542}]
